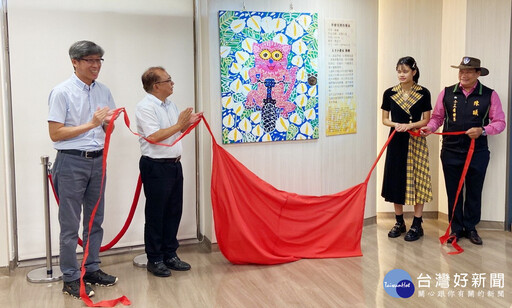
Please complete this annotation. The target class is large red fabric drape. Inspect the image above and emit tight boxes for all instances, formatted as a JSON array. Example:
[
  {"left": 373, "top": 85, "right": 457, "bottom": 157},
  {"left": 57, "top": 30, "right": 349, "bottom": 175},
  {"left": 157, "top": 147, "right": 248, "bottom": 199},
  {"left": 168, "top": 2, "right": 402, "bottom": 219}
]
[
  {"left": 201, "top": 118, "right": 391, "bottom": 265},
  {"left": 211, "top": 141, "right": 367, "bottom": 264}
]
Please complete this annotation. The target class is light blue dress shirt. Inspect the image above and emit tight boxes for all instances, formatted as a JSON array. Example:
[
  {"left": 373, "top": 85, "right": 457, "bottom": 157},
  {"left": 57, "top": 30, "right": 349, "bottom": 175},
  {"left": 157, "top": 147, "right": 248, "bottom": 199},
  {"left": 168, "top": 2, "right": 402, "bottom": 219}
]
[{"left": 48, "top": 74, "right": 116, "bottom": 151}]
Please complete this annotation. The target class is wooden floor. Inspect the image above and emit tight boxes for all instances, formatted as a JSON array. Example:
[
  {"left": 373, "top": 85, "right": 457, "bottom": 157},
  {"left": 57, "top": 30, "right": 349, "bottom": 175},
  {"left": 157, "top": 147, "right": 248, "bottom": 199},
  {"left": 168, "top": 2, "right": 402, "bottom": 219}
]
[{"left": 1, "top": 218, "right": 511, "bottom": 308}]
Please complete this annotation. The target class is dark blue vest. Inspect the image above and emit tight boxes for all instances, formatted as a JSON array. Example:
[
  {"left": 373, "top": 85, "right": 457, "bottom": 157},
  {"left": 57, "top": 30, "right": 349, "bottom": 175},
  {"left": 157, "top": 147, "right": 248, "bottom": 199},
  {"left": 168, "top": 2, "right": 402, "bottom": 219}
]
[{"left": 442, "top": 81, "right": 492, "bottom": 152}]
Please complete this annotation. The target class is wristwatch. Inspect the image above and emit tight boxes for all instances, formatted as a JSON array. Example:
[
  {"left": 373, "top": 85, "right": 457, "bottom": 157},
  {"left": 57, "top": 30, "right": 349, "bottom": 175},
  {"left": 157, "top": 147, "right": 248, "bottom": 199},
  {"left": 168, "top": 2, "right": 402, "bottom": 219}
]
[{"left": 481, "top": 127, "right": 487, "bottom": 136}]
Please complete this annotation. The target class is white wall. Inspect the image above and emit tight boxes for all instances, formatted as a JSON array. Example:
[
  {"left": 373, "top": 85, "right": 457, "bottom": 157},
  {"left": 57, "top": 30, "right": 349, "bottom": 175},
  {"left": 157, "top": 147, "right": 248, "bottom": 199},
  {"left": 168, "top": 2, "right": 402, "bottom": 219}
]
[
  {"left": 464, "top": 0, "right": 510, "bottom": 221},
  {"left": 197, "top": 0, "right": 379, "bottom": 241},
  {"left": 7, "top": 0, "right": 198, "bottom": 260}
]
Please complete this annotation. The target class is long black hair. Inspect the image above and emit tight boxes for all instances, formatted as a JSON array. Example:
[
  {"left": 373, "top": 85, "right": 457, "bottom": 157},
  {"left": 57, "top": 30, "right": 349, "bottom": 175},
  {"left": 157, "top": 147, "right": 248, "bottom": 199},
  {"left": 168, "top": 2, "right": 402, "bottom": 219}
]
[{"left": 396, "top": 56, "right": 420, "bottom": 83}]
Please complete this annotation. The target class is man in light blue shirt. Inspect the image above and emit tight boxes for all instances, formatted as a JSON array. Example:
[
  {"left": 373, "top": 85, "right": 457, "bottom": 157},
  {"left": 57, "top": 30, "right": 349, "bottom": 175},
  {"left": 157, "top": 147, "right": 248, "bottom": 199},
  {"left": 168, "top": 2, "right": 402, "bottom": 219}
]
[
  {"left": 135, "top": 66, "right": 201, "bottom": 277},
  {"left": 48, "top": 40, "right": 118, "bottom": 299}
]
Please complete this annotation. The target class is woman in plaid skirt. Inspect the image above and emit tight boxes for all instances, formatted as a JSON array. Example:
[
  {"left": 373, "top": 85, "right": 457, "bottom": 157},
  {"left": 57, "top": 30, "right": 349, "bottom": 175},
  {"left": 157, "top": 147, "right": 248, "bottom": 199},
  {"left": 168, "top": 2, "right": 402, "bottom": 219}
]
[{"left": 381, "top": 56, "right": 433, "bottom": 241}]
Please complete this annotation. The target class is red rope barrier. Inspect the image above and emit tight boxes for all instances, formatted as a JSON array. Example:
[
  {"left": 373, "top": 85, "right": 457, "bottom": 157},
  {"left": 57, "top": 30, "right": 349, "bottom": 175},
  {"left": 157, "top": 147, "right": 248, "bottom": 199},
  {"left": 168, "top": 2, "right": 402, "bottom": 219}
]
[{"left": 48, "top": 173, "right": 142, "bottom": 252}]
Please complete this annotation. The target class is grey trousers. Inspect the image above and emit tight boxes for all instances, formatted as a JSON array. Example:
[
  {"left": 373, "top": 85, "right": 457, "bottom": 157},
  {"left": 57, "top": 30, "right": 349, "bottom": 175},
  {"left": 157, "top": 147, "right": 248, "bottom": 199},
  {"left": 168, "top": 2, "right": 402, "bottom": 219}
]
[{"left": 52, "top": 151, "right": 105, "bottom": 282}]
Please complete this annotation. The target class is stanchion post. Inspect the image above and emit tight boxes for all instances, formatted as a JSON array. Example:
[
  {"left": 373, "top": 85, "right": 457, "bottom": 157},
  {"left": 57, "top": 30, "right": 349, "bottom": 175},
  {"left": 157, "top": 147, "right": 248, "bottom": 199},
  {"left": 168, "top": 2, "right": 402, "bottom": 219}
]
[
  {"left": 133, "top": 253, "right": 147, "bottom": 268},
  {"left": 26, "top": 155, "right": 62, "bottom": 282}
]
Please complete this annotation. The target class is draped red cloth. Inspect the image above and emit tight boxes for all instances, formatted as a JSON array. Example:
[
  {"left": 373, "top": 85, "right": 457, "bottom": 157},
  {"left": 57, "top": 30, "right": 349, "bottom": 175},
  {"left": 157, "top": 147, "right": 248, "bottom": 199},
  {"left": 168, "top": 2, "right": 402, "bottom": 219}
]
[
  {"left": 209, "top": 124, "right": 472, "bottom": 262},
  {"left": 203, "top": 118, "right": 394, "bottom": 265},
  {"left": 211, "top": 142, "right": 367, "bottom": 264}
]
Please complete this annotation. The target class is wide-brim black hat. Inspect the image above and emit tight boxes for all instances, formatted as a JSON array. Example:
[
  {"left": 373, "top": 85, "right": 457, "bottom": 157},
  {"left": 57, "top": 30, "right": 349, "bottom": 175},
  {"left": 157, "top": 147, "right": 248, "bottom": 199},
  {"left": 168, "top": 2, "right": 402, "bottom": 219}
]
[{"left": 450, "top": 56, "right": 489, "bottom": 76}]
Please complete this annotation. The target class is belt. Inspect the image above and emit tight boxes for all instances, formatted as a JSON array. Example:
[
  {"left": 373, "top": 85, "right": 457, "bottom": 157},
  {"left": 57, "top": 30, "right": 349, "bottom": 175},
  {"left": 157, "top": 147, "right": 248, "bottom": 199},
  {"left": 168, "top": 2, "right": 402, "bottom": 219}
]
[
  {"left": 59, "top": 149, "right": 104, "bottom": 158},
  {"left": 142, "top": 155, "right": 181, "bottom": 163}
]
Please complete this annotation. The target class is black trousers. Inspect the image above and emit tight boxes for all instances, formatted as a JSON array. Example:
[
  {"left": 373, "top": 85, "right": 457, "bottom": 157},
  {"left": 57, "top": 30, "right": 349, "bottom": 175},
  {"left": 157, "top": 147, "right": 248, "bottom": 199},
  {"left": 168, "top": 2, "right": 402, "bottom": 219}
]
[
  {"left": 441, "top": 149, "right": 490, "bottom": 234},
  {"left": 139, "top": 156, "right": 183, "bottom": 263}
]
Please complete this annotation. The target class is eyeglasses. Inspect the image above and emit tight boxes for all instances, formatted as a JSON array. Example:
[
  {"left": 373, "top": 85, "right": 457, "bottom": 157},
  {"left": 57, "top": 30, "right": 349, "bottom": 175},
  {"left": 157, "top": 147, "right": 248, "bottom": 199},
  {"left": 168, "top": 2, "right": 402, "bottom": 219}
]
[
  {"left": 80, "top": 58, "right": 104, "bottom": 65},
  {"left": 154, "top": 78, "right": 173, "bottom": 84}
]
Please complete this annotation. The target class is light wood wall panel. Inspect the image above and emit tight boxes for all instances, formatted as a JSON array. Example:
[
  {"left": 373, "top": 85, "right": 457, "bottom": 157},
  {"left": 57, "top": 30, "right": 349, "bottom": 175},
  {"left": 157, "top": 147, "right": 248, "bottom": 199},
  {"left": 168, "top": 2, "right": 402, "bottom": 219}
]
[
  {"left": 465, "top": 0, "right": 510, "bottom": 222},
  {"left": 377, "top": 0, "right": 443, "bottom": 214}
]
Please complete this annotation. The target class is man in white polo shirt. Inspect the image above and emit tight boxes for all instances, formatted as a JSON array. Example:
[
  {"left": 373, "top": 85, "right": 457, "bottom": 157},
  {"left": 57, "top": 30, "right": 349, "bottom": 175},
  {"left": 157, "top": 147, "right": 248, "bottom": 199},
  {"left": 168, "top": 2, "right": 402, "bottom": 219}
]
[{"left": 135, "top": 66, "right": 202, "bottom": 277}]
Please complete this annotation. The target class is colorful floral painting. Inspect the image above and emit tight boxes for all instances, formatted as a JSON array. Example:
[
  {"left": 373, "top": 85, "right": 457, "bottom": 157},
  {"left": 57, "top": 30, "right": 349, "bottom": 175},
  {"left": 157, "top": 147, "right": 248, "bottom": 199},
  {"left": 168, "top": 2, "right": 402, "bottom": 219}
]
[{"left": 218, "top": 10, "right": 319, "bottom": 144}]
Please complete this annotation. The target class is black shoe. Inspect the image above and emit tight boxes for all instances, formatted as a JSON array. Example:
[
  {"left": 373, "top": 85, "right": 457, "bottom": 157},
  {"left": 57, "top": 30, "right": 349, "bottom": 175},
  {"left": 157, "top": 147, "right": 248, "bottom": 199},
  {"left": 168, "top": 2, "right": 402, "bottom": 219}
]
[
  {"left": 404, "top": 225, "right": 423, "bottom": 241},
  {"left": 83, "top": 269, "right": 118, "bottom": 286},
  {"left": 467, "top": 230, "right": 483, "bottom": 245},
  {"left": 147, "top": 261, "right": 171, "bottom": 277},
  {"left": 164, "top": 256, "right": 191, "bottom": 271},
  {"left": 62, "top": 279, "right": 94, "bottom": 299},
  {"left": 446, "top": 232, "right": 461, "bottom": 244},
  {"left": 388, "top": 222, "right": 406, "bottom": 238}
]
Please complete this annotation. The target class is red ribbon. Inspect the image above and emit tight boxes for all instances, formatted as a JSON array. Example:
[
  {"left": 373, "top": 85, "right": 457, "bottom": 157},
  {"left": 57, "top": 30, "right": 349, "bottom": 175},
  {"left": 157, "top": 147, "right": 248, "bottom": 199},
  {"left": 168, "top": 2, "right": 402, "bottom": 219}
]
[
  {"left": 118, "top": 107, "right": 201, "bottom": 147},
  {"left": 365, "top": 130, "right": 397, "bottom": 184},
  {"left": 48, "top": 107, "right": 200, "bottom": 306},
  {"left": 48, "top": 174, "right": 142, "bottom": 252},
  {"left": 47, "top": 108, "right": 202, "bottom": 252},
  {"left": 77, "top": 107, "right": 131, "bottom": 306},
  {"left": 409, "top": 130, "right": 475, "bottom": 254},
  {"left": 438, "top": 137, "right": 475, "bottom": 255}
]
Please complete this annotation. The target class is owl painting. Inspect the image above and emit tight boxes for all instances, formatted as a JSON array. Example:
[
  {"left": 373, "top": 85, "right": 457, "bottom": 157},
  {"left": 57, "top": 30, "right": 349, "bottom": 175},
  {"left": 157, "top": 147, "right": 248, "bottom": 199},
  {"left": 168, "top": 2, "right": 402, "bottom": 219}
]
[
  {"left": 246, "top": 41, "right": 298, "bottom": 133},
  {"left": 219, "top": 10, "right": 318, "bottom": 143}
]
